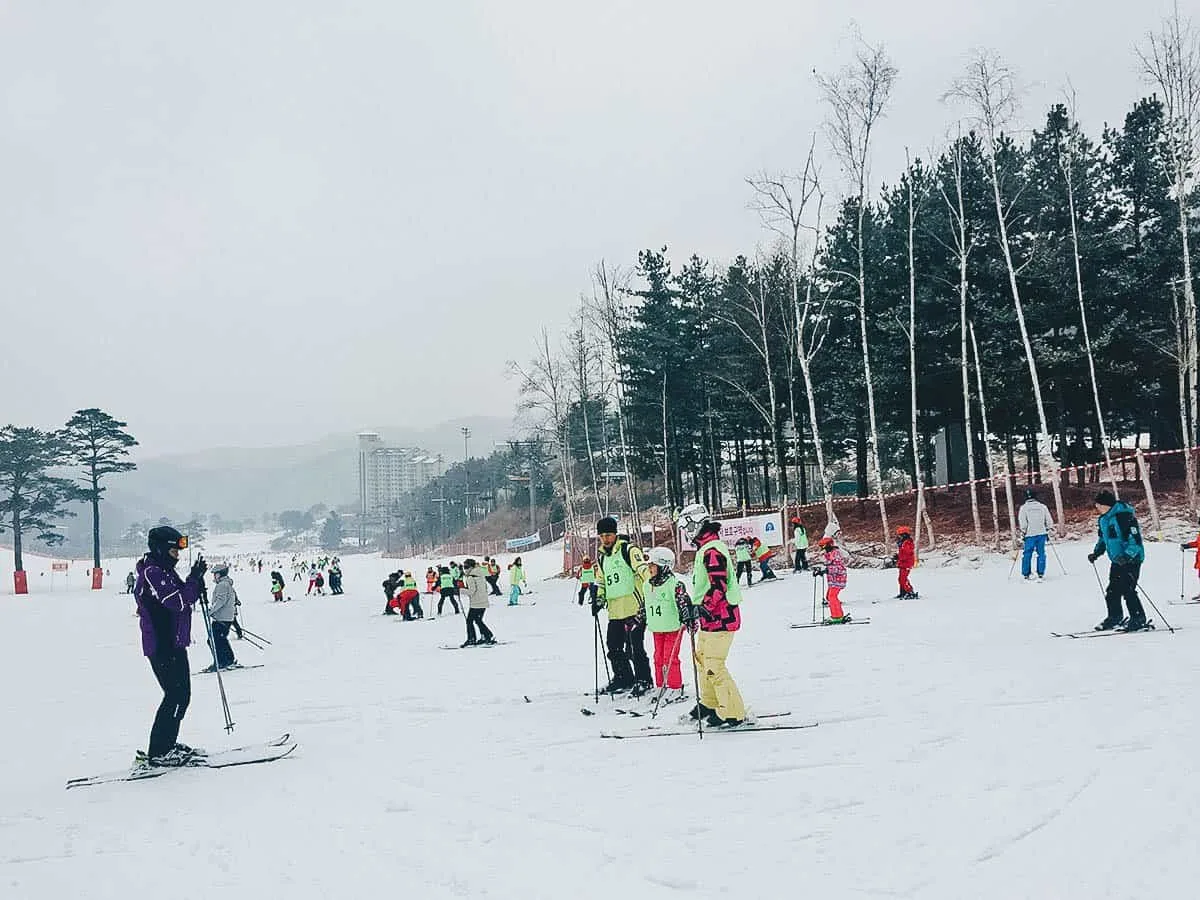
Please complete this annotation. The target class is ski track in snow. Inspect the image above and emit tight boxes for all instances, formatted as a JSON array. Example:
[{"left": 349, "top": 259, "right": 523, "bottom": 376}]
[{"left": 3, "top": 537, "right": 1200, "bottom": 897}]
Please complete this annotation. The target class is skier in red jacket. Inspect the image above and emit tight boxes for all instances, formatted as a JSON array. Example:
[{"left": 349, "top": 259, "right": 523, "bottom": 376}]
[{"left": 893, "top": 525, "right": 918, "bottom": 599}]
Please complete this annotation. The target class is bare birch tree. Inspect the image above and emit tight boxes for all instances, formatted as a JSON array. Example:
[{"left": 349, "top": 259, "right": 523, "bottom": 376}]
[
  {"left": 747, "top": 143, "right": 838, "bottom": 524},
  {"left": 936, "top": 130, "right": 984, "bottom": 544},
  {"left": 970, "top": 321, "right": 1017, "bottom": 549},
  {"left": 508, "top": 327, "right": 579, "bottom": 539},
  {"left": 900, "top": 150, "right": 935, "bottom": 551},
  {"left": 818, "top": 29, "right": 897, "bottom": 544},
  {"left": 1138, "top": 4, "right": 1200, "bottom": 513},
  {"left": 947, "top": 50, "right": 1065, "bottom": 528},
  {"left": 1057, "top": 88, "right": 1120, "bottom": 497},
  {"left": 586, "top": 261, "right": 642, "bottom": 534},
  {"left": 713, "top": 259, "right": 786, "bottom": 504},
  {"left": 568, "top": 301, "right": 604, "bottom": 515}
]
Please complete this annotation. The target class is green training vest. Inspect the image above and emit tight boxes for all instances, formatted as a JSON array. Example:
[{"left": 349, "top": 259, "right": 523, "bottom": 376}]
[
  {"left": 692, "top": 540, "right": 743, "bottom": 607},
  {"left": 645, "top": 575, "right": 683, "bottom": 633},
  {"left": 579, "top": 566, "right": 597, "bottom": 585},
  {"left": 439, "top": 573, "right": 454, "bottom": 589}
]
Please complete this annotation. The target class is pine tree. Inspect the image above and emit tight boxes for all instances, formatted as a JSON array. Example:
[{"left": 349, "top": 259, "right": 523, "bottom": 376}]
[
  {"left": 61, "top": 408, "right": 138, "bottom": 569},
  {"left": 0, "top": 428, "right": 75, "bottom": 572}
]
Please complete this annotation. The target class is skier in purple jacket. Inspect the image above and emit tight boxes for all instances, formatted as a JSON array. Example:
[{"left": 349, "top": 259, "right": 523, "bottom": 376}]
[{"left": 134, "top": 525, "right": 208, "bottom": 766}]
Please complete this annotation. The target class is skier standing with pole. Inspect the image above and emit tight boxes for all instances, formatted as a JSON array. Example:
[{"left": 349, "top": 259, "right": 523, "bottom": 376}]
[
  {"left": 1087, "top": 490, "right": 1148, "bottom": 631},
  {"left": 595, "top": 516, "right": 652, "bottom": 697},
  {"left": 1018, "top": 488, "right": 1055, "bottom": 582},
  {"left": 133, "top": 526, "right": 207, "bottom": 767},
  {"left": 203, "top": 563, "right": 238, "bottom": 672},
  {"left": 678, "top": 504, "right": 746, "bottom": 728}
]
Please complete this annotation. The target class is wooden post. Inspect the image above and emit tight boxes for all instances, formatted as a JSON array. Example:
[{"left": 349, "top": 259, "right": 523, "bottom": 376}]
[{"left": 1135, "top": 448, "right": 1162, "bottom": 540}]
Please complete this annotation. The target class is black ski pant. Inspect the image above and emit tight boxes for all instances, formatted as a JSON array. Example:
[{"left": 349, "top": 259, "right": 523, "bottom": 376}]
[
  {"left": 438, "top": 588, "right": 461, "bottom": 615},
  {"left": 148, "top": 649, "right": 191, "bottom": 758},
  {"left": 606, "top": 616, "right": 651, "bottom": 687},
  {"left": 486, "top": 575, "right": 502, "bottom": 596},
  {"left": 736, "top": 560, "right": 753, "bottom": 586},
  {"left": 466, "top": 608, "right": 493, "bottom": 643},
  {"left": 211, "top": 621, "right": 236, "bottom": 668},
  {"left": 407, "top": 595, "right": 423, "bottom": 619},
  {"left": 1105, "top": 561, "right": 1145, "bottom": 623},
  {"left": 793, "top": 549, "right": 808, "bottom": 571},
  {"left": 578, "top": 583, "right": 598, "bottom": 606}
]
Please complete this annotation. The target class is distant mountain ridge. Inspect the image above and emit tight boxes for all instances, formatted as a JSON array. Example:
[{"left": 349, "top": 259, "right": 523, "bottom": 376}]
[{"left": 99, "top": 415, "right": 516, "bottom": 524}]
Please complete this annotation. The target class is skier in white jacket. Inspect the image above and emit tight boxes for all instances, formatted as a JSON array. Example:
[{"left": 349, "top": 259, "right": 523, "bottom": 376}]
[
  {"left": 1018, "top": 489, "right": 1055, "bottom": 580},
  {"left": 206, "top": 564, "right": 239, "bottom": 670}
]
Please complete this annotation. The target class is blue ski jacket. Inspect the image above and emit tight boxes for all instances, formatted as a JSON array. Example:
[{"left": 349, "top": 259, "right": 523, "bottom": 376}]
[{"left": 1092, "top": 501, "right": 1145, "bottom": 566}]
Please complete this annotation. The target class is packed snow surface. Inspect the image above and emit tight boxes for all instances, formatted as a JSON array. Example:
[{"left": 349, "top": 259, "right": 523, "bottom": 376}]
[{"left": 2, "top": 538, "right": 1199, "bottom": 898}]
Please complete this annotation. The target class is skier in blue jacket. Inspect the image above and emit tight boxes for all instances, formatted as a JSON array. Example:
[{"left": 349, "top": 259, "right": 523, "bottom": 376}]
[{"left": 1086, "top": 490, "right": 1147, "bottom": 631}]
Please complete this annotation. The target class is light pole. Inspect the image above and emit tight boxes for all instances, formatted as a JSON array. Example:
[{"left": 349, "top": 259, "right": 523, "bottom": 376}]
[{"left": 462, "top": 426, "right": 472, "bottom": 521}]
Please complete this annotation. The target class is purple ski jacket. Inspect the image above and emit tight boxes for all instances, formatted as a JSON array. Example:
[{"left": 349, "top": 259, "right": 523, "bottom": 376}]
[{"left": 134, "top": 553, "right": 201, "bottom": 657}]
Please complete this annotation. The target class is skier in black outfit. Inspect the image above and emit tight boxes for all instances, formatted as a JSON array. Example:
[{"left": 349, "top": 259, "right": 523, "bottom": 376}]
[{"left": 133, "top": 525, "right": 208, "bottom": 766}]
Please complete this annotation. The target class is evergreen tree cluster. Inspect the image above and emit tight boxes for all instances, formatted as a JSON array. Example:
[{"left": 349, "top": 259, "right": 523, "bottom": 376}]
[{"left": 523, "top": 92, "right": 1198, "bottom": 521}]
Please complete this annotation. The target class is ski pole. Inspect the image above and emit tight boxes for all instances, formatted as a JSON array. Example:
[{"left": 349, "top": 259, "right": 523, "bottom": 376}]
[
  {"left": 239, "top": 632, "right": 266, "bottom": 651},
  {"left": 199, "top": 584, "right": 236, "bottom": 734},
  {"left": 1048, "top": 539, "right": 1067, "bottom": 576},
  {"left": 687, "top": 625, "right": 703, "bottom": 741},
  {"left": 593, "top": 614, "right": 611, "bottom": 701},
  {"left": 811, "top": 573, "right": 818, "bottom": 625},
  {"left": 593, "top": 603, "right": 599, "bottom": 705},
  {"left": 1181, "top": 549, "right": 1186, "bottom": 605},
  {"left": 1090, "top": 559, "right": 1106, "bottom": 597},
  {"left": 1136, "top": 584, "right": 1175, "bottom": 633},
  {"left": 651, "top": 626, "right": 688, "bottom": 719},
  {"left": 239, "top": 627, "right": 272, "bottom": 645},
  {"left": 1008, "top": 551, "right": 1018, "bottom": 580}
]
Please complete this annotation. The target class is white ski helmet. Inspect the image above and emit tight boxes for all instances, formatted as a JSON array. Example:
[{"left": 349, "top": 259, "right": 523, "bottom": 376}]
[
  {"left": 647, "top": 547, "right": 675, "bottom": 571},
  {"left": 676, "top": 503, "right": 712, "bottom": 545}
]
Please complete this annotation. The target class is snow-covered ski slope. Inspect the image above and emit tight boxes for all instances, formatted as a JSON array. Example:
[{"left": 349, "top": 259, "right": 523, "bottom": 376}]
[{"left": 3, "top": 538, "right": 1199, "bottom": 898}]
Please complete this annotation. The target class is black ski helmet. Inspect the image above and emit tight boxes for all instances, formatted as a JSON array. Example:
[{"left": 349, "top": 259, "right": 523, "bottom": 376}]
[{"left": 147, "top": 525, "right": 185, "bottom": 555}]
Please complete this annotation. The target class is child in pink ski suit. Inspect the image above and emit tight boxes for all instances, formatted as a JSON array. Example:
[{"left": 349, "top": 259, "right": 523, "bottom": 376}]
[{"left": 816, "top": 536, "right": 852, "bottom": 623}]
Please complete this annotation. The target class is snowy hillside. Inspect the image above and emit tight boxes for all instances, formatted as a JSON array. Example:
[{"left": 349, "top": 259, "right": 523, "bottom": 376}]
[{"left": 2, "top": 538, "right": 1199, "bottom": 898}]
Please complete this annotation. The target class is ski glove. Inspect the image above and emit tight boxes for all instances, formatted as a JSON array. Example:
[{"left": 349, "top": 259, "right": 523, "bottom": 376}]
[
  {"left": 591, "top": 597, "right": 606, "bottom": 617},
  {"left": 189, "top": 556, "right": 208, "bottom": 580},
  {"left": 1087, "top": 552, "right": 1100, "bottom": 564},
  {"left": 811, "top": 567, "right": 826, "bottom": 578}
]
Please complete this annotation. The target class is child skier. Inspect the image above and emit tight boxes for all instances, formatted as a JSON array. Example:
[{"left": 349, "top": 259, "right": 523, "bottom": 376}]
[
  {"left": 270, "top": 570, "right": 286, "bottom": 602},
  {"left": 1182, "top": 521, "right": 1200, "bottom": 602},
  {"left": 813, "top": 536, "right": 852, "bottom": 624},
  {"left": 437, "top": 566, "right": 461, "bottom": 615},
  {"left": 507, "top": 557, "right": 526, "bottom": 605},
  {"left": 401, "top": 572, "right": 423, "bottom": 619},
  {"left": 733, "top": 538, "right": 754, "bottom": 587},
  {"left": 425, "top": 567, "right": 438, "bottom": 595},
  {"left": 751, "top": 537, "right": 777, "bottom": 581},
  {"left": 485, "top": 557, "right": 503, "bottom": 595},
  {"left": 576, "top": 555, "right": 600, "bottom": 606},
  {"left": 644, "top": 547, "right": 694, "bottom": 704},
  {"left": 893, "top": 525, "right": 918, "bottom": 599},
  {"left": 790, "top": 518, "right": 809, "bottom": 572}
]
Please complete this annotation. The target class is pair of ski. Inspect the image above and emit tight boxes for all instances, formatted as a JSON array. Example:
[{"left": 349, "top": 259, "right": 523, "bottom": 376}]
[
  {"left": 1050, "top": 620, "right": 1161, "bottom": 639},
  {"left": 66, "top": 733, "right": 297, "bottom": 789},
  {"left": 439, "top": 641, "right": 510, "bottom": 650},
  {"left": 600, "top": 712, "right": 818, "bottom": 740},
  {"left": 194, "top": 663, "right": 264, "bottom": 675},
  {"left": 791, "top": 618, "right": 871, "bottom": 629}
]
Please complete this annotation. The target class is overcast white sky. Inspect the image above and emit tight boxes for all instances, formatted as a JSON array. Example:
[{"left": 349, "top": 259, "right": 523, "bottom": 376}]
[{"left": 0, "top": 0, "right": 1179, "bottom": 456}]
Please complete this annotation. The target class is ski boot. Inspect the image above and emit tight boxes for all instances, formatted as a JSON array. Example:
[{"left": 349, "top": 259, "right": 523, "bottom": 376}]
[
  {"left": 1094, "top": 616, "right": 1122, "bottom": 632},
  {"left": 629, "top": 680, "right": 653, "bottom": 699}
]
